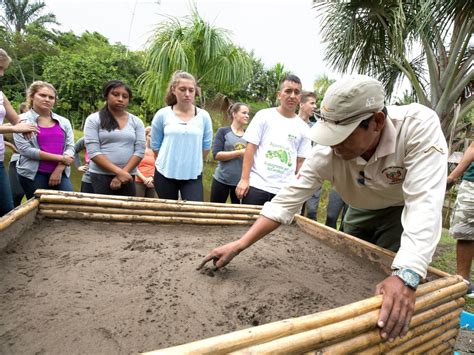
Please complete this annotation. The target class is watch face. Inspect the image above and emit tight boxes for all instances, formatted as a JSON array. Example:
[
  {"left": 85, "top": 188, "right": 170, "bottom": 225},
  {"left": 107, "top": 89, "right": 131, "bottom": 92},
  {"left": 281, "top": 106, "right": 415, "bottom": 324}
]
[{"left": 402, "top": 269, "right": 420, "bottom": 288}]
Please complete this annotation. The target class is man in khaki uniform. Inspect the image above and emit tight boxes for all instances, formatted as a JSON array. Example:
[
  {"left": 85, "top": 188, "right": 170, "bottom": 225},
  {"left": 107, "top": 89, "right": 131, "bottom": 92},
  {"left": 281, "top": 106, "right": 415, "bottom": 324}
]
[{"left": 199, "top": 75, "right": 448, "bottom": 342}]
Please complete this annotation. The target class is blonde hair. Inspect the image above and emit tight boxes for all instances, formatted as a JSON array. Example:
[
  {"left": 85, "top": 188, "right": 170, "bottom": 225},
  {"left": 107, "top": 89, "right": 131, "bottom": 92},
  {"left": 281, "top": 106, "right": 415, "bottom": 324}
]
[
  {"left": 26, "top": 81, "right": 57, "bottom": 109},
  {"left": 0, "top": 48, "right": 12, "bottom": 65},
  {"left": 18, "top": 102, "right": 28, "bottom": 114},
  {"left": 164, "top": 70, "right": 197, "bottom": 106}
]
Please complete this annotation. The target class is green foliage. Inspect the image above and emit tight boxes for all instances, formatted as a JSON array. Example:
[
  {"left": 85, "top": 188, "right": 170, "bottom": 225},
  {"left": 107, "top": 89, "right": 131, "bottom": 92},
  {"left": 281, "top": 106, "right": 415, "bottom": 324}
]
[
  {"left": 41, "top": 32, "right": 153, "bottom": 128},
  {"left": 0, "top": 0, "right": 58, "bottom": 34},
  {"left": 313, "top": 0, "right": 473, "bottom": 144},
  {"left": 0, "top": 24, "right": 59, "bottom": 93},
  {"left": 138, "top": 8, "right": 253, "bottom": 107},
  {"left": 313, "top": 74, "right": 335, "bottom": 107}
]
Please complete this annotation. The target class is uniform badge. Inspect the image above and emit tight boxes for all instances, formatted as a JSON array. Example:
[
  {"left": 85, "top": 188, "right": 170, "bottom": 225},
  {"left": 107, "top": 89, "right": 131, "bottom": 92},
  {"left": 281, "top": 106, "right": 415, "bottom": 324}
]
[{"left": 382, "top": 166, "right": 406, "bottom": 184}]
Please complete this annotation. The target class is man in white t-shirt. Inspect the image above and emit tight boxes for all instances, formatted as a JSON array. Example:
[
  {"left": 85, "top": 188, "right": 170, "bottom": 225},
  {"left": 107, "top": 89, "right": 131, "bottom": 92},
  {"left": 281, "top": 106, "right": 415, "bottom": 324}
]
[
  {"left": 200, "top": 75, "right": 448, "bottom": 343},
  {"left": 236, "top": 75, "right": 311, "bottom": 205}
]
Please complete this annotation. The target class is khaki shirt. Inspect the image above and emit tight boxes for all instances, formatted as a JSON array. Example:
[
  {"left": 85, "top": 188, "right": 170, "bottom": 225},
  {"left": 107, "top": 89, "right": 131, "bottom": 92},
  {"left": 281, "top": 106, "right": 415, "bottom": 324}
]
[{"left": 261, "top": 103, "right": 448, "bottom": 278}]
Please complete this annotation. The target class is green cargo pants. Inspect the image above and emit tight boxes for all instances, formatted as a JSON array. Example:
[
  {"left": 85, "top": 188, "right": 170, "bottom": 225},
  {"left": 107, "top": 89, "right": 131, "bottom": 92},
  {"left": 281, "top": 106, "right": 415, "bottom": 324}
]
[{"left": 342, "top": 205, "right": 404, "bottom": 252}]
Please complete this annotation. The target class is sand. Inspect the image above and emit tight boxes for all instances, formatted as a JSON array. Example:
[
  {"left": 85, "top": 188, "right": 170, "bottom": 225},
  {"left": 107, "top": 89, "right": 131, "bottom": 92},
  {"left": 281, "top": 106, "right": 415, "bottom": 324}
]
[{"left": 0, "top": 219, "right": 390, "bottom": 354}]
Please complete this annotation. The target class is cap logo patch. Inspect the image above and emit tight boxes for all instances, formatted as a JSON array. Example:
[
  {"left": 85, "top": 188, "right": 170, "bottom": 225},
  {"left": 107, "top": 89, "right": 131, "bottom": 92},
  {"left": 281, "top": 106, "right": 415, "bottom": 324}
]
[
  {"left": 382, "top": 166, "right": 406, "bottom": 184},
  {"left": 366, "top": 97, "right": 376, "bottom": 107}
]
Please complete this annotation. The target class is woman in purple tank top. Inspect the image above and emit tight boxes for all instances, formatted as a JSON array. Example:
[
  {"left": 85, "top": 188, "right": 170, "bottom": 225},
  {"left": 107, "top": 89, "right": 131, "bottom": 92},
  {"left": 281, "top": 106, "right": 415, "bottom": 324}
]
[
  {"left": 14, "top": 81, "right": 75, "bottom": 199},
  {"left": 0, "top": 48, "right": 39, "bottom": 216}
]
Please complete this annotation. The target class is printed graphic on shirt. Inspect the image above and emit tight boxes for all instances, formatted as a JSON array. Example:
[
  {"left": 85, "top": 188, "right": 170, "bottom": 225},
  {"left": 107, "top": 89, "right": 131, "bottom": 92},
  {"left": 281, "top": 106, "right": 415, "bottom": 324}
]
[
  {"left": 266, "top": 149, "right": 293, "bottom": 167},
  {"left": 287, "top": 133, "right": 297, "bottom": 141},
  {"left": 264, "top": 143, "right": 293, "bottom": 174},
  {"left": 382, "top": 166, "right": 406, "bottom": 184},
  {"left": 234, "top": 142, "right": 246, "bottom": 150}
]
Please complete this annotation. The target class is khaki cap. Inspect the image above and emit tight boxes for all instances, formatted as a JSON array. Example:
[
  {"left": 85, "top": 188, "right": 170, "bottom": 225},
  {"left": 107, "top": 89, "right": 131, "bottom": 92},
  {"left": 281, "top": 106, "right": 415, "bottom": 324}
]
[{"left": 310, "top": 75, "right": 385, "bottom": 146}]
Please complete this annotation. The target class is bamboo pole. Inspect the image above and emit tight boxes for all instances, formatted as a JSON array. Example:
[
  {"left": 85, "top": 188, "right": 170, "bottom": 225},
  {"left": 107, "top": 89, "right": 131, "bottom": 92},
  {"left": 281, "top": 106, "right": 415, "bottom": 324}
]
[
  {"left": 147, "top": 276, "right": 463, "bottom": 355},
  {"left": 426, "top": 338, "right": 456, "bottom": 355},
  {"left": 38, "top": 210, "right": 253, "bottom": 225},
  {"left": 39, "top": 204, "right": 259, "bottom": 221},
  {"left": 38, "top": 194, "right": 261, "bottom": 215},
  {"left": 362, "top": 311, "right": 460, "bottom": 354},
  {"left": 0, "top": 198, "right": 39, "bottom": 232},
  {"left": 229, "top": 282, "right": 467, "bottom": 355},
  {"left": 387, "top": 326, "right": 459, "bottom": 355},
  {"left": 319, "top": 298, "right": 464, "bottom": 354},
  {"left": 34, "top": 189, "right": 262, "bottom": 210},
  {"left": 295, "top": 216, "right": 450, "bottom": 278}
]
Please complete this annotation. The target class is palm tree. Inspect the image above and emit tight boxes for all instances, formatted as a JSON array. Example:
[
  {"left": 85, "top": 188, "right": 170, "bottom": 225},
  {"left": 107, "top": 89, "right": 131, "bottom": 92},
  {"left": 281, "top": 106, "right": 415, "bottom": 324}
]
[
  {"left": 313, "top": 0, "right": 473, "bottom": 150},
  {"left": 313, "top": 74, "right": 335, "bottom": 106},
  {"left": 138, "top": 9, "right": 253, "bottom": 107},
  {"left": 0, "top": 0, "right": 58, "bottom": 34}
]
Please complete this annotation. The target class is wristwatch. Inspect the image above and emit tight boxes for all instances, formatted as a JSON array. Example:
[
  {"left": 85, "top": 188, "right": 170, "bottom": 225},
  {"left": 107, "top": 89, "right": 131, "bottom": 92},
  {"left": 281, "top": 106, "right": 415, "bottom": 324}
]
[{"left": 391, "top": 268, "right": 421, "bottom": 290}]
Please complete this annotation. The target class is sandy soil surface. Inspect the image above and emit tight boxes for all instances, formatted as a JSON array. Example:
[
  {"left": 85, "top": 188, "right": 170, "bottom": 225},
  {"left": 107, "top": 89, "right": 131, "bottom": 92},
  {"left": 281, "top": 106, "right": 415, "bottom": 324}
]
[{"left": 0, "top": 219, "right": 389, "bottom": 354}]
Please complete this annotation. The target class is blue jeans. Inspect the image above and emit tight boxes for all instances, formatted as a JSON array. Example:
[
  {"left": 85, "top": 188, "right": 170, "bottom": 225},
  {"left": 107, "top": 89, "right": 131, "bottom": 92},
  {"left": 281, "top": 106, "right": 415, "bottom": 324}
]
[
  {"left": 18, "top": 172, "right": 74, "bottom": 199},
  {"left": 305, "top": 188, "right": 321, "bottom": 220},
  {"left": 0, "top": 162, "right": 14, "bottom": 216}
]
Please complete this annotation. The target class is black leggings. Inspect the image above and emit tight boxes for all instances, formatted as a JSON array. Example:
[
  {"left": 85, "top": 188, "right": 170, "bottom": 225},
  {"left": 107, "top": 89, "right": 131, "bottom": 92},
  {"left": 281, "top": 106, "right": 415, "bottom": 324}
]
[
  {"left": 89, "top": 172, "right": 136, "bottom": 196},
  {"left": 242, "top": 186, "right": 275, "bottom": 206},
  {"left": 210, "top": 178, "right": 239, "bottom": 204},
  {"left": 154, "top": 170, "right": 203, "bottom": 201}
]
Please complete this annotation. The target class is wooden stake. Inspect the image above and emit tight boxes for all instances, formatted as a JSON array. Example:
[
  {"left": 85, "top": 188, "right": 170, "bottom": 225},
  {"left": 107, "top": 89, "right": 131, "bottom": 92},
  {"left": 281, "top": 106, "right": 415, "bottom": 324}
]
[
  {"left": 40, "top": 204, "right": 259, "bottom": 221},
  {"left": 388, "top": 327, "right": 458, "bottom": 354},
  {"left": 0, "top": 199, "right": 39, "bottom": 232}
]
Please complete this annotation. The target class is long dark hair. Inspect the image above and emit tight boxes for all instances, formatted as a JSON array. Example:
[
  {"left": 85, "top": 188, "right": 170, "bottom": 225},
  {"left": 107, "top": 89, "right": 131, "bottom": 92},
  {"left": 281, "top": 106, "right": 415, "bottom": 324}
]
[{"left": 99, "top": 80, "right": 132, "bottom": 131}]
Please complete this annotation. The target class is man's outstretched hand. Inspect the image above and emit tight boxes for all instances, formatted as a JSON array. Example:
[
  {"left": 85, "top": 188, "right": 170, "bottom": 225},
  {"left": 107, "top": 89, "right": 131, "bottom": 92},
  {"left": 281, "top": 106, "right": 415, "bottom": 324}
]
[
  {"left": 375, "top": 275, "right": 416, "bottom": 342},
  {"left": 197, "top": 241, "right": 243, "bottom": 270}
]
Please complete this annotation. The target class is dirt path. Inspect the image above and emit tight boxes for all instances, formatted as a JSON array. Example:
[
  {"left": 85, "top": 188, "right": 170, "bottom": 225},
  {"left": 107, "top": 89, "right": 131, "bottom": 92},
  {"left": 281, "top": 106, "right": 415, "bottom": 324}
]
[{"left": 0, "top": 219, "right": 388, "bottom": 354}]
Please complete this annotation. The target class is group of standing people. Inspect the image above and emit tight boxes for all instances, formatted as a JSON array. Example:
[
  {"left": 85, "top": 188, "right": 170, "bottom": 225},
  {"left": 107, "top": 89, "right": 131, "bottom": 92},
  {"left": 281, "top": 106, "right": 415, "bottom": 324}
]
[{"left": 2, "top": 52, "right": 346, "bottom": 230}]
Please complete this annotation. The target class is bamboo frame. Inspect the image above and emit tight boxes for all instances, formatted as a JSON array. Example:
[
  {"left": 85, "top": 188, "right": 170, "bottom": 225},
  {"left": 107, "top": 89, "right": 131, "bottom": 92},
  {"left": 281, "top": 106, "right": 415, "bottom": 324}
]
[
  {"left": 399, "top": 327, "right": 458, "bottom": 354},
  {"left": 39, "top": 204, "right": 259, "bottom": 221},
  {"left": 383, "top": 318, "right": 459, "bottom": 354},
  {"left": 318, "top": 298, "right": 464, "bottom": 354},
  {"left": 38, "top": 194, "right": 261, "bottom": 215},
  {"left": 295, "top": 215, "right": 450, "bottom": 278},
  {"left": 145, "top": 276, "right": 464, "bottom": 355},
  {"left": 38, "top": 210, "right": 253, "bottom": 225},
  {"left": 34, "top": 189, "right": 262, "bottom": 210},
  {"left": 229, "top": 285, "right": 465, "bottom": 355},
  {"left": 0, "top": 198, "right": 39, "bottom": 232},
  {"left": 5, "top": 191, "right": 462, "bottom": 354}
]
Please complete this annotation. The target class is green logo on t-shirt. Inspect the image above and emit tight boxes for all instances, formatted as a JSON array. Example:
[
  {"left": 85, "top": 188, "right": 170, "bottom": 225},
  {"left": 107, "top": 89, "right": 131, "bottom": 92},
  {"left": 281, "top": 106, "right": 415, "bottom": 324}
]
[{"left": 266, "top": 149, "right": 292, "bottom": 167}]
